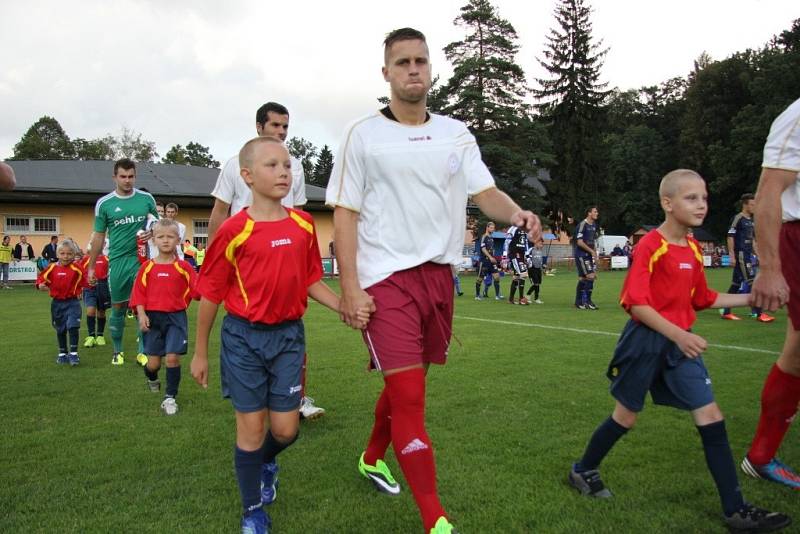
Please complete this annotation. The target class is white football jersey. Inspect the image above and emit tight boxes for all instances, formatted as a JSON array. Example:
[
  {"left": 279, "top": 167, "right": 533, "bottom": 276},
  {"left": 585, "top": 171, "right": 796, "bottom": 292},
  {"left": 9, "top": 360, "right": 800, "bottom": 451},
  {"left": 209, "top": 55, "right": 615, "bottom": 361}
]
[
  {"left": 762, "top": 97, "right": 800, "bottom": 221},
  {"left": 326, "top": 111, "right": 495, "bottom": 288}
]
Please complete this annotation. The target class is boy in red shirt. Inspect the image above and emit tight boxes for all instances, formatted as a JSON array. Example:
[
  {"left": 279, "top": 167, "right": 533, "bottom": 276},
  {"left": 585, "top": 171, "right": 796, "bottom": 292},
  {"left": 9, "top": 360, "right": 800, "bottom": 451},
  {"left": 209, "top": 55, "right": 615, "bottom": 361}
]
[
  {"left": 37, "top": 239, "right": 86, "bottom": 366},
  {"left": 191, "top": 136, "right": 357, "bottom": 534},
  {"left": 81, "top": 240, "right": 110, "bottom": 348},
  {"left": 568, "top": 170, "right": 791, "bottom": 532},
  {"left": 130, "top": 219, "right": 198, "bottom": 415}
]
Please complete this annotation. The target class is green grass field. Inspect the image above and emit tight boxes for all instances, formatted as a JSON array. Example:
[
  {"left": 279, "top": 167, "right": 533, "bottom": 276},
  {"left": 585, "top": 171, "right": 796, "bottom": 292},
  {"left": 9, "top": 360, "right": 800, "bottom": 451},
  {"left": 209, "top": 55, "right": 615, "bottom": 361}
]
[{"left": 1, "top": 268, "right": 797, "bottom": 533}]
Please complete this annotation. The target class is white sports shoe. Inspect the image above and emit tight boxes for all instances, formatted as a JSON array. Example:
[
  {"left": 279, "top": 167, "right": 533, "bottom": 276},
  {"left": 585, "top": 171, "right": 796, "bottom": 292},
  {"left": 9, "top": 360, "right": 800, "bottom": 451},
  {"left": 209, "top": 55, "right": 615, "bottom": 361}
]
[
  {"left": 161, "top": 397, "right": 178, "bottom": 415},
  {"left": 534, "top": 299, "right": 544, "bottom": 304},
  {"left": 299, "top": 396, "right": 325, "bottom": 420}
]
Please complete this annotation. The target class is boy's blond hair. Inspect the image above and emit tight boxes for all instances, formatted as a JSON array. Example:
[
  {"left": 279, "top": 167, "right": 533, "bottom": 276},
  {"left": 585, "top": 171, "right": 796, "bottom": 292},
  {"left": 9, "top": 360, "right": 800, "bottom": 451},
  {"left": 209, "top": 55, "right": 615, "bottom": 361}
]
[
  {"left": 658, "top": 169, "right": 704, "bottom": 198},
  {"left": 58, "top": 238, "right": 80, "bottom": 255},
  {"left": 238, "top": 136, "right": 286, "bottom": 170},
  {"left": 152, "top": 218, "right": 180, "bottom": 237}
]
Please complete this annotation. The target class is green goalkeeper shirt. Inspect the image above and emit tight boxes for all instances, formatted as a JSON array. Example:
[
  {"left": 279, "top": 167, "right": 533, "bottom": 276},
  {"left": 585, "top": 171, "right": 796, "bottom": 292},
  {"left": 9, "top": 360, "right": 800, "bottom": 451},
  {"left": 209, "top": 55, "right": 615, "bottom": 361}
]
[{"left": 93, "top": 189, "right": 158, "bottom": 261}]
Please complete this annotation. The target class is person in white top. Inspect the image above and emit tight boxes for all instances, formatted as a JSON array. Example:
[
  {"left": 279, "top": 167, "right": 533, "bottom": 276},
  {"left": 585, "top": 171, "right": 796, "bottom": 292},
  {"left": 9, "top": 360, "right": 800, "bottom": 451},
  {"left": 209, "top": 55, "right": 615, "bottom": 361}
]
[
  {"left": 326, "top": 27, "right": 541, "bottom": 534},
  {"left": 164, "top": 203, "right": 186, "bottom": 260},
  {"left": 741, "top": 97, "right": 800, "bottom": 489},
  {"left": 208, "top": 102, "right": 307, "bottom": 243},
  {"left": 208, "top": 101, "right": 323, "bottom": 421}
]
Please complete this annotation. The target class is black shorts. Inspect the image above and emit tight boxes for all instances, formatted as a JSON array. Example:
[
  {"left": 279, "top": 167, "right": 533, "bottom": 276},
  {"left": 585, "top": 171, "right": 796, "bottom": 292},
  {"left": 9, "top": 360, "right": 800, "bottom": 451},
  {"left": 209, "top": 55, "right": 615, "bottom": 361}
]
[
  {"left": 142, "top": 310, "right": 188, "bottom": 356},
  {"left": 576, "top": 256, "right": 596, "bottom": 277},
  {"left": 510, "top": 256, "right": 526, "bottom": 276},
  {"left": 477, "top": 261, "right": 497, "bottom": 277},
  {"left": 607, "top": 320, "right": 715, "bottom": 412},
  {"left": 527, "top": 267, "right": 542, "bottom": 285}
]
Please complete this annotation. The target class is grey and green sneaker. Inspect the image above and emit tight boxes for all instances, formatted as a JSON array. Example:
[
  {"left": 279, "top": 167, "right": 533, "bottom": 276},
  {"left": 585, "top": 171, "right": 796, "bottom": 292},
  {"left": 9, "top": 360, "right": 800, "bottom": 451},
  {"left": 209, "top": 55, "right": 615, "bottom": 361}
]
[
  {"left": 147, "top": 379, "right": 161, "bottom": 392},
  {"left": 568, "top": 464, "right": 612, "bottom": 498},
  {"left": 358, "top": 452, "right": 400, "bottom": 495}
]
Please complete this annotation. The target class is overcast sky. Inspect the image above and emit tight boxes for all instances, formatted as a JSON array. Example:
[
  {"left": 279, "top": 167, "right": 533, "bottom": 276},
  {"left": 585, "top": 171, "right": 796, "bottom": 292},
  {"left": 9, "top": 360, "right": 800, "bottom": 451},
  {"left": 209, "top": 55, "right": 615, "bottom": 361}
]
[{"left": 2, "top": 0, "right": 797, "bottom": 163}]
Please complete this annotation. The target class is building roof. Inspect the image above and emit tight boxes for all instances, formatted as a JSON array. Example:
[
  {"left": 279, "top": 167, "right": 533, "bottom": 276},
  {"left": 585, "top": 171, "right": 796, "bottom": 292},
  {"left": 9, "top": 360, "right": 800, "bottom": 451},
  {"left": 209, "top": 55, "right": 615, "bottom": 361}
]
[{"left": 0, "top": 160, "right": 327, "bottom": 208}]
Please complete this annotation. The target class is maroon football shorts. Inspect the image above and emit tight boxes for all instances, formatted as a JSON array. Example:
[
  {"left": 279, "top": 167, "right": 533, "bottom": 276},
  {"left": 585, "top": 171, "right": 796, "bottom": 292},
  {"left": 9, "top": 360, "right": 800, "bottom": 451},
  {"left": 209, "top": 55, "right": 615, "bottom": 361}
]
[
  {"left": 362, "top": 262, "right": 454, "bottom": 372},
  {"left": 780, "top": 221, "right": 800, "bottom": 330}
]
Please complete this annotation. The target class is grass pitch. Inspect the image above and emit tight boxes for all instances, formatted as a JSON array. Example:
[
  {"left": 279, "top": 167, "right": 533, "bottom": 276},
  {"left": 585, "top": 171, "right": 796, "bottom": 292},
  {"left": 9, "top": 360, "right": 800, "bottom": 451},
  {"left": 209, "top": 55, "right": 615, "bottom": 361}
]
[{"left": 1, "top": 268, "right": 797, "bottom": 533}]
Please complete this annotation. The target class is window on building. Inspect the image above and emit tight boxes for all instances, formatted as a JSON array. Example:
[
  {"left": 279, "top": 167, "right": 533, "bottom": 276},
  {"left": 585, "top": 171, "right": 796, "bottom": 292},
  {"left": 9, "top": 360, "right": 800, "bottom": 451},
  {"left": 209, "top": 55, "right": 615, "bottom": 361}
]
[
  {"left": 193, "top": 219, "right": 209, "bottom": 247},
  {"left": 3, "top": 215, "right": 59, "bottom": 235}
]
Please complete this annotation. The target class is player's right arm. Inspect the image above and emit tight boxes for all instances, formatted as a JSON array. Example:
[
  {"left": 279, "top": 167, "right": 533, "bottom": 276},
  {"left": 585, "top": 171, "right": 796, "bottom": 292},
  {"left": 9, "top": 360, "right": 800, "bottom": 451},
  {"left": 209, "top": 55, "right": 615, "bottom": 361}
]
[
  {"left": 87, "top": 231, "right": 106, "bottom": 285},
  {"left": 333, "top": 207, "right": 374, "bottom": 329},
  {"left": 752, "top": 167, "right": 795, "bottom": 311},
  {"left": 191, "top": 297, "right": 219, "bottom": 389},
  {"left": 207, "top": 198, "right": 230, "bottom": 246}
]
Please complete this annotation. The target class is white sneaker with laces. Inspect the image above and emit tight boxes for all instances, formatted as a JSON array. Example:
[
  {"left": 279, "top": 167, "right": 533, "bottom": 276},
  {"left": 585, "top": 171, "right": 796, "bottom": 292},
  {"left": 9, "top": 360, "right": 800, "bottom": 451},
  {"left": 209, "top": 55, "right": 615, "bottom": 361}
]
[
  {"left": 534, "top": 299, "right": 543, "bottom": 304},
  {"left": 161, "top": 397, "right": 178, "bottom": 415},
  {"left": 299, "top": 396, "right": 325, "bottom": 420}
]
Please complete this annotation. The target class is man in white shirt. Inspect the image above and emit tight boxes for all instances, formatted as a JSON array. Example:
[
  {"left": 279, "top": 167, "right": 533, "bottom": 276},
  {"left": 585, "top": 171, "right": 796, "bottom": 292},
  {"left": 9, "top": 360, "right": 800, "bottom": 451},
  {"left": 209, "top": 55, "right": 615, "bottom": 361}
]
[
  {"left": 208, "top": 102, "right": 307, "bottom": 242},
  {"left": 741, "top": 97, "right": 800, "bottom": 490},
  {"left": 164, "top": 202, "right": 186, "bottom": 260},
  {"left": 326, "top": 27, "right": 541, "bottom": 534},
  {"left": 208, "top": 101, "right": 323, "bottom": 421}
]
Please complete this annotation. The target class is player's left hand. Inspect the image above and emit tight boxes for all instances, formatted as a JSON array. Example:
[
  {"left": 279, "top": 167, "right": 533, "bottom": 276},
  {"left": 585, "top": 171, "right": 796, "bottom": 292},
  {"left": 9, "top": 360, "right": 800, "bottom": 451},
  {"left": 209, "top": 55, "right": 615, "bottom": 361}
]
[{"left": 510, "top": 210, "right": 542, "bottom": 243}]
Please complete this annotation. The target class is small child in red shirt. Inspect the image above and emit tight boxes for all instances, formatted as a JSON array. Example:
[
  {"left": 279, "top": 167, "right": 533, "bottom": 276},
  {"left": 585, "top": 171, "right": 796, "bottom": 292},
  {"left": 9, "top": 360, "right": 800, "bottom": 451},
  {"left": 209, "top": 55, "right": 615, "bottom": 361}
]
[
  {"left": 81, "top": 241, "right": 110, "bottom": 347},
  {"left": 37, "top": 239, "right": 86, "bottom": 366},
  {"left": 568, "top": 170, "right": 790, "bottom": 532},
  {"left": 130, "top": 219, "right": 198, "bottom": 415},
  {"left": 190, "top": 136, "right": 366, "bottom": 533}
]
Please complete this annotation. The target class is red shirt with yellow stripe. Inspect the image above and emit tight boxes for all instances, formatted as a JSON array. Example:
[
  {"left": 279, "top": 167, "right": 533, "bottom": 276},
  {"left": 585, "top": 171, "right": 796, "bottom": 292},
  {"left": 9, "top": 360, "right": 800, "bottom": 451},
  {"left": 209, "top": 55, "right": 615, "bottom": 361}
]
[
  {"left": 130, "top": 259, "right": 198, "bottom": 312},
  {"left": 197, "top": 208, "right": 323, "bottom": 324},
  {"left": 81, "top": 254, "right": 109, "bottom": 280},
  {"left": 37, "top": 261, "right": 87, "bottom": 300},
  {"left": 620, "top": 229, "right": 717, "bottom": 330}
]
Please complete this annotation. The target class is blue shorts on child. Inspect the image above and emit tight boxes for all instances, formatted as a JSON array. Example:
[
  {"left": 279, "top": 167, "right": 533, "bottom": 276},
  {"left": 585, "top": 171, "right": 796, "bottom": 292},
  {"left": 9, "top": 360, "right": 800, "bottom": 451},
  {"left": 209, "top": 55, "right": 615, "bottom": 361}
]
[
  {"left": 142, "top": 310, "right": 188, "bottom": 356},
  {"left": 82, "top": 279, "right": 111, "bottom": 310},
  {"left": 220, "top": 314, "right": 304, "bottom": 413},
  {"left": 51, "top": 298, "right": 81, "bottom": 333},
  {"left": 607, "top": 320, "right": 715, "bottom": 412}
]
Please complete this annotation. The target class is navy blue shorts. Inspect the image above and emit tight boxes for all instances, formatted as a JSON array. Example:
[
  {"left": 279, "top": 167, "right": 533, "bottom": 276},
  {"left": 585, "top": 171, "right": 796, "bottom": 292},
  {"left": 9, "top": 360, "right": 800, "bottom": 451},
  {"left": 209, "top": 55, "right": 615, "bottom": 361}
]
[
  {"left": 607, "top": 320, "right": 715, "bottom": 412},
  {"left": 142, "top": 310, "right": 188, "bottom": 356},
  {"left": 477, "top": 261, "right": 497, "bottom": 277},
  {"left": 83, "top": 279, "right": 111, "bottom": 310},
  {"left": 576, "top": 255, "right": 596, "bottom": 277},
  {"left": 51, "top": 298, "right": 81, "bottom": 333},
  {"left": 220, "top": 314, "right": 304, "bottom": 413}
]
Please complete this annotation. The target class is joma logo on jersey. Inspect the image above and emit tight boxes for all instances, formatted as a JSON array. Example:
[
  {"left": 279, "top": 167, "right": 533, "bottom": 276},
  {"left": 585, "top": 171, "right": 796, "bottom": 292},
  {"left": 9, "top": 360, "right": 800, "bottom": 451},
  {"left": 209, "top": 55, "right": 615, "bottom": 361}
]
[
  {"left": 679, "top": 262, "right": 693, "bottom": 270},
  {"left": 271, "top": 238, "right": 292, "bottom": 248},
  {"left": 112, "top": 214, "right": 147, "bottom": 227}
]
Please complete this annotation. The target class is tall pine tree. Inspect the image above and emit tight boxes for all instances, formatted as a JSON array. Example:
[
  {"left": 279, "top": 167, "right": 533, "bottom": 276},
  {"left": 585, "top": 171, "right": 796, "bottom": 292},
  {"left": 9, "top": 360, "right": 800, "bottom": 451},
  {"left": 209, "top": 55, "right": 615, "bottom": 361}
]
[
  {"left": 312, "top": 145, "right": 334, "bottom": 188},
  {"left": 441, "top": 0, "right": 552, "bottom": 208},
  {"left": 534, "top": 0, "right": 608, "bottom": 220}
]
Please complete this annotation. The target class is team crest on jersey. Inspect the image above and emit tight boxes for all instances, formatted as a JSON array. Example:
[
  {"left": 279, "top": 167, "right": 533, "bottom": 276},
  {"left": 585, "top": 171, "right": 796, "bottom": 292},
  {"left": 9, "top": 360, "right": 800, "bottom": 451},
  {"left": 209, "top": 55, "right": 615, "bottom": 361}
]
[{"left": 448, "top": 153, "right": 460, "bottom": 175}]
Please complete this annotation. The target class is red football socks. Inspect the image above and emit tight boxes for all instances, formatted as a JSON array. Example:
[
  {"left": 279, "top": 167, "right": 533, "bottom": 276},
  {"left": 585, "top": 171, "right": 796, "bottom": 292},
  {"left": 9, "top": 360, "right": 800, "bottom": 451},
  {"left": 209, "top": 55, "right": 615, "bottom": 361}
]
[
  {"left": 364, "top": 388, "right": 392, "bottom": 465},
  {"left": 385, "top": 368, "right": 446, "bottom": 531},
  {"left": 748, "top": 364, "right": 800, "bottom": 465}
]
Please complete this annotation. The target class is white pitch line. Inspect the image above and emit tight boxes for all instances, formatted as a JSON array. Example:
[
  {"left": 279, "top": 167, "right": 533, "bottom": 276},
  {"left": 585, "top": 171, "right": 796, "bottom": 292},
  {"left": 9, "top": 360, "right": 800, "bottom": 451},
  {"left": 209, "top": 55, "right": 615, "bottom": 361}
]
[{"left": 454, "top": 315, "right": 780, "bottom": 356}]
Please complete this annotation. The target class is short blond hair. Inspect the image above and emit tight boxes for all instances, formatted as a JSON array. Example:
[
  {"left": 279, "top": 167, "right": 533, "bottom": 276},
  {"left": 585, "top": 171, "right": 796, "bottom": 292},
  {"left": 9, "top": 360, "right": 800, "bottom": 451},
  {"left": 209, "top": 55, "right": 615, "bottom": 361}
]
[
  {"left": 659, "top": 169, "right": 704, "bottom": 198},
  {"left": 152, "top": 218, "right": 180, "bottom": 236},
  {"left": 238, "top": 136, "right": 286, "bottom": 170},
  {"left": 58, "top": 238, "right": 80, "bottom": 255}
]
